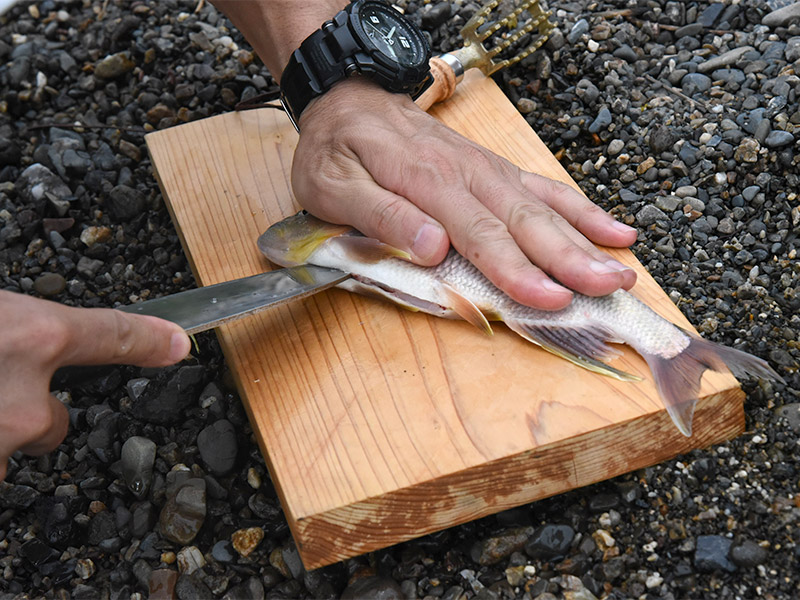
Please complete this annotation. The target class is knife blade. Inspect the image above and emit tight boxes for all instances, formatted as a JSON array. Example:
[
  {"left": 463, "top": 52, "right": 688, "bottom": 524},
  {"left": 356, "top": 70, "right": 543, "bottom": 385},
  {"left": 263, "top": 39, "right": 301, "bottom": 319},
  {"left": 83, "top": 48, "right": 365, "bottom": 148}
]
[{"left": 118, "top": 265, "right": 350, "bottom": 334}]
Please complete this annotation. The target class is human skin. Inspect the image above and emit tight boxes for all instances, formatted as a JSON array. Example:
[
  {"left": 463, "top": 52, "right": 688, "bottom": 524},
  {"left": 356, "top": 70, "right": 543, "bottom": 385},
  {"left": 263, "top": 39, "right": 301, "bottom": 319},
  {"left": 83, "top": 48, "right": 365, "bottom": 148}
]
[
  {"left": 0, "top": 290, "right": 190, "bottom": 480},
  {"left": 213, "top": 0, "right": 638, "bottom": 311}
]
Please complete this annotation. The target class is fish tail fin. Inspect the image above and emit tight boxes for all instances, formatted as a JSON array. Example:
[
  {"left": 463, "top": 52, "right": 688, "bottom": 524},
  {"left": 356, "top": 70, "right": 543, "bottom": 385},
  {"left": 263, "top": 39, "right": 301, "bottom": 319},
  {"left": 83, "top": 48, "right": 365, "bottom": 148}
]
[
  {"left": 641, "top": 333, "right": 785, "bottom": 438},
  {"left": 504, "top": 318, "right": 641, "bottom": 382}
]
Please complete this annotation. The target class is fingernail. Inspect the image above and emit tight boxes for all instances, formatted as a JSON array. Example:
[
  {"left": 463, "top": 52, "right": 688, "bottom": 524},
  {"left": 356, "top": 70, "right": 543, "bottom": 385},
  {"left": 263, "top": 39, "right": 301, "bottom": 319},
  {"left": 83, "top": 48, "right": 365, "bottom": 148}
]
[
  {"left": 605, "top": 259, "right": 633, "bottom": 273},
  {"left": 168, "top": 331, "right": 191, "bottom": 363},
  {"left": 589, "top": 260, "right": 618, "bottom": 275},
  {"left": 612, "top": 220, "right": 636, "bottom": 233},
  {"left": 542, "top": 279, "right": 571, "bottom": 295},
  {"left": 412, "top": 223, "right": 445, "bottom": 261}
]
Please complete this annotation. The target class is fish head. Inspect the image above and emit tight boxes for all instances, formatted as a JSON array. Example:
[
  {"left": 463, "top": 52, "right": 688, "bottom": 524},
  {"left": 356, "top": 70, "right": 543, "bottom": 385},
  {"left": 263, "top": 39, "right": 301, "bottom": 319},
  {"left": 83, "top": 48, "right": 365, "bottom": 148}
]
[{"left": 258, "top": 211, "right": 353, "bottom": 267}]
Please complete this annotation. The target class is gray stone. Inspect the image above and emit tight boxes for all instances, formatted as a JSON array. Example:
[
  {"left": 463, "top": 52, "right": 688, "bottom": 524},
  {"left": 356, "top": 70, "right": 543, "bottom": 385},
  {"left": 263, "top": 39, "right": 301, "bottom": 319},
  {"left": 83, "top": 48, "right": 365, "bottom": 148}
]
[
  {"left": 763, "top": 3, "right": 800, "bottom": 27},
  {"left": 121, "top": 436, "right": 157, "bottom": 499},
  {"left": 681, "top": 73, "right": 712, "bottom": 94},
  {"left": 94, "top": 52, "right": 135, "bottom": 79},
  {"left": 525, "top": 524, "right": 575, "bottom": 560},
  {"left": 106, "top": 184, "right": 146, "bottom": 221},
  {"left": 694, "top": 535, "right": 736, "bottom": 573},
  {"left": 698, "top": 47, "right": 756, "bottom": 73},
  {"left": 764, "top": 130, "right": 794, "bottom": 147},
  {"left": 33, "top": 273, "right": 66, "bottom": 297},
  {"left": 775, "top": 403, "right": 800, "bottom": 433},
  {"left": 730, "top": 540, "right": 768, "bottom": 568},
  {"left": 567, "top": 19, "right": 589, "bottom": 44},
  {"left": 636, "top": 205, "right": 668, "bottom": 227},
  {"left": 159, "top": 478, "right": 206, "bottom": 545},
  {"left": 197, "top": 420, "right": 238, "bottom": 476},
  {"left": 588, "top": 107, "right": 612, "bottom": 133}
]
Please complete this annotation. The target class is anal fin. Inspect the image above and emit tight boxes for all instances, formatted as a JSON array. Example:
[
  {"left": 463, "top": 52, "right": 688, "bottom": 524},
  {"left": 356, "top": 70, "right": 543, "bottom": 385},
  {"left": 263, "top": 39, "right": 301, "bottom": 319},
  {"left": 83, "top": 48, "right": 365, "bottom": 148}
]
[{"left": 505, "top": 318, "right": 640, "bottom": 382}]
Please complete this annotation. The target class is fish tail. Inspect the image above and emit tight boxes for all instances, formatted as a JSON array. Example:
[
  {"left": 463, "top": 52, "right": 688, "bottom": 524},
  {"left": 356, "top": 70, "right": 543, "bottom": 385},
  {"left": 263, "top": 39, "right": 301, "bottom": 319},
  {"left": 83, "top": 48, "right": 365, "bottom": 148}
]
[{"left": 641, "top": 333, "right": 785, "bottom": 438}]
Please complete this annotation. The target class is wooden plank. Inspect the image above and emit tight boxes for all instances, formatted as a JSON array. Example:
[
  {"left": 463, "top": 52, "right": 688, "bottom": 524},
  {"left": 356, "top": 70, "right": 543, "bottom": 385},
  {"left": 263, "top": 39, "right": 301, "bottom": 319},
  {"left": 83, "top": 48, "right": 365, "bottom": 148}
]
[{"left": 145, "top": 70, "right": 744, "bottom": 569}]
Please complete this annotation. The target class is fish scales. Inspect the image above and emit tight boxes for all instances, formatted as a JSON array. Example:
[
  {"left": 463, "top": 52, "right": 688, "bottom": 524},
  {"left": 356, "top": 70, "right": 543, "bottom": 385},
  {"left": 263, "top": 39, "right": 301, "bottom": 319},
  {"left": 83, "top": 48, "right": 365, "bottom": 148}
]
[{"left": 258, "top": 212, "right": 785, "bottom": 437}]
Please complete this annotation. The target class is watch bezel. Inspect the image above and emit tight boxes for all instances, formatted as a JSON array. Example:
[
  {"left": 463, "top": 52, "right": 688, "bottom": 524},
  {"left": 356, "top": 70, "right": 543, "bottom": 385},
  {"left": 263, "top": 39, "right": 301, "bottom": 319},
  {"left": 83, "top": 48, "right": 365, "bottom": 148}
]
[{"left": 348, "top": 0, "right": 431, "bottom": 80}]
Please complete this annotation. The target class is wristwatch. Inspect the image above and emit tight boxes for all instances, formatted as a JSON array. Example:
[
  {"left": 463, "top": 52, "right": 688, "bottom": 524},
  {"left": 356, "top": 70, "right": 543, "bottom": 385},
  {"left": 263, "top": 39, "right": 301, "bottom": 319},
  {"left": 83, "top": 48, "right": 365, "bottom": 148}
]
[{"left": 279, "top": 0, "right": 433, "bottom": 131}]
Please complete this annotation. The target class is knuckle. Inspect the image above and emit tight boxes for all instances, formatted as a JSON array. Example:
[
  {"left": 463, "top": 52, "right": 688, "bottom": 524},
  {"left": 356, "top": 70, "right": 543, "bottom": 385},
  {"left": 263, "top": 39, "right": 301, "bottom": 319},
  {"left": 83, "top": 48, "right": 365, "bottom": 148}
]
[
  {"left": 506, "top": 202, "right": 553, "bottom": 231},
  {"left": 371, "top": 196, "right": 407, "bottom": 235},
  {"left": 109, "top": 310, "right": 139, "bottom": 362},
  {"left": 23, "top": 313, "right": 71, "bottom": 365},
  {"left": 463, "top": 214, "right": 509, "bottom": 251},
  {"left": 23, "top": 403, "right": 58, "bottom": 442}
]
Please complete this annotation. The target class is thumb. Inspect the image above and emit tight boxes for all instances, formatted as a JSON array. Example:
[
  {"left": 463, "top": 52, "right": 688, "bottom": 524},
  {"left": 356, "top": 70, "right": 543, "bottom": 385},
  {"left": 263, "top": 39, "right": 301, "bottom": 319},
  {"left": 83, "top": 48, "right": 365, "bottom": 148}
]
[{"left": 59, "top": 306, "right": 191, "bottom": 368}]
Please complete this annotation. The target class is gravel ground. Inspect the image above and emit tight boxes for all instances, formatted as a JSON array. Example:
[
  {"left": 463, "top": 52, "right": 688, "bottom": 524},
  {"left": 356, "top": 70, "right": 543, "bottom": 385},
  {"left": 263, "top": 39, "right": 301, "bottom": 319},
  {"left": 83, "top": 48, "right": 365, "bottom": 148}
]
[{"left": 1, "top": 0, "right": 799, "bottom": 598}]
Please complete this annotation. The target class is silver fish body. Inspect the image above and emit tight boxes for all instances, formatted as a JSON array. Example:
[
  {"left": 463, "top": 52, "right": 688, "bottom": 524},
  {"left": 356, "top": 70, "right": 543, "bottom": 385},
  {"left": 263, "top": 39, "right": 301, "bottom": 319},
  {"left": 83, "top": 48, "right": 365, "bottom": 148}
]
[{"left": 258, "top": 212, "right": 784, "bottom": 437}]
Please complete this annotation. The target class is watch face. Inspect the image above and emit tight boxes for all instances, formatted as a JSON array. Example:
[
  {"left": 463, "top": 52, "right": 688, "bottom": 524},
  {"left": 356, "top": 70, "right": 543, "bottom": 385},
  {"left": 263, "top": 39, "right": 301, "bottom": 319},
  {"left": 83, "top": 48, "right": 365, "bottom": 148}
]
[{"left": 358, "top": 3, "right": 426, "bottom": 67}]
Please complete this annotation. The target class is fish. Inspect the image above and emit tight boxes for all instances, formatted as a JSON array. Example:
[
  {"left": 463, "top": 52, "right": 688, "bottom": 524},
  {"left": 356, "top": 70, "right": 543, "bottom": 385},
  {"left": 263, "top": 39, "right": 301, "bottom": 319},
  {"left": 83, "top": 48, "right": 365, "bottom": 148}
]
[{"left": 258, "top": 211, "right": 785, "bottom": 437}]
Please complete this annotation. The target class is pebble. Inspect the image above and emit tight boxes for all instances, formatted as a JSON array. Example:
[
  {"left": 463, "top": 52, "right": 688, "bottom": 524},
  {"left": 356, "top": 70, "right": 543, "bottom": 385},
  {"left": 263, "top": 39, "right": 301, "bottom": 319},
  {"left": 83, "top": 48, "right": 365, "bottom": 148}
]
[
  {"left": 149, "top": 569, "right": 178, "bottom": 600},
  {"left": 471, "top": 526, "right": 533, "bottom": 565},
  {"left": 694, "top": 535, "right": 736, "bottom": 573},
  {"left": 33, "top": 273, "right": 66, "bottom": 296},
  {"left": 730, "top": 540, "right": 769, "bottom": 568},
  {"left": 764, "top": 130, "right": 794, "bottom": 147},
  {"left": 121, "top": 436, "right": 157, "bottom": 498},
  {"left": 176, "top": 546, "right": 206, "bottom": 575},
  {"left": 197, "top": 419, "right": 238, "bottom": 476},
  {"left": 231, "top": 527, "right": 264, "bottom": 558},
  {"left": 158, "top": 478, "right": 206, "bottom": 545},
  {"left": 94, "top": 51, "right": 135, "bottom": 78},
  {"left": 525, "top": 524, "right": 575, "bottom": 560}
]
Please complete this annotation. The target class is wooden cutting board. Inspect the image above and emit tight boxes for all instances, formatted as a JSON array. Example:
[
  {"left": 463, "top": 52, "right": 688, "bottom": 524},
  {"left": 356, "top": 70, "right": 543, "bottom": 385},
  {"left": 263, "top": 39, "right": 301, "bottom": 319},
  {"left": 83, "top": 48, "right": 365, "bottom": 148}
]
[{"left": 145, "top": 70, "right": 744, "bottom": 569}]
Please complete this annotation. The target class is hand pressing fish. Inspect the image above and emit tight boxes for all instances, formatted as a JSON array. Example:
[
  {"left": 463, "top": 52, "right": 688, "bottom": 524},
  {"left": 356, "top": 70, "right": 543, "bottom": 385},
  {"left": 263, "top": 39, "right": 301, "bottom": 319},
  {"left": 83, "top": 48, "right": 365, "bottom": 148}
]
[{"left": 258, "top": 211, "right": 784, "bottom": 437}]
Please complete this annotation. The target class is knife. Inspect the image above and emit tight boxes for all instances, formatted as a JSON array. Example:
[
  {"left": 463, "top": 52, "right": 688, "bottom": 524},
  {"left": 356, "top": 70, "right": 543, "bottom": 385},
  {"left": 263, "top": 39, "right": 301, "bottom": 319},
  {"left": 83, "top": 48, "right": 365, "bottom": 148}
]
[
  {"left": 50, "top": 265, "right": 349, "bottom": 390},
  {"left": 117, "top": 264, "right": 350, "bottom": 335}
]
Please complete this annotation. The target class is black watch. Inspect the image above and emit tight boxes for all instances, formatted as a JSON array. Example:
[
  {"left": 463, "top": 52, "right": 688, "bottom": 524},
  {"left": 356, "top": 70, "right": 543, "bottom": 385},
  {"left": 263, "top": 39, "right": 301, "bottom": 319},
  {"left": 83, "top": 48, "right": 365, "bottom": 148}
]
[{"left": 279, "top": 0, "right": 433, "bottom": 130}]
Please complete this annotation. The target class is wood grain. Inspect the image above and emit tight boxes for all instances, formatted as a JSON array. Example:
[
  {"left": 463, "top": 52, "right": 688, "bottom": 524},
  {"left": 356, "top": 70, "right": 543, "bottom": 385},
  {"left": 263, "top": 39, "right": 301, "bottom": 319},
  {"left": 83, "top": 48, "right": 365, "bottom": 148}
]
[{"left": 145, "top": 70, "right": 744, "bottom": 569}]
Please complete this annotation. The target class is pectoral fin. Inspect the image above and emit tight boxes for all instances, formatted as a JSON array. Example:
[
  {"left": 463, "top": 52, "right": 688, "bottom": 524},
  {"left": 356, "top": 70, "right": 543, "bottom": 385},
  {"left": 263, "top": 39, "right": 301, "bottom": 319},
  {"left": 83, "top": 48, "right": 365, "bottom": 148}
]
[
  {"left": 441, "top": 284, "right": 493, "bottom": 335},
  {"left": 504, "top": 318, "right": 640, "bottom": 382},
  {"left": 334, "top": 237, "right": 411, "bottom": 263}
]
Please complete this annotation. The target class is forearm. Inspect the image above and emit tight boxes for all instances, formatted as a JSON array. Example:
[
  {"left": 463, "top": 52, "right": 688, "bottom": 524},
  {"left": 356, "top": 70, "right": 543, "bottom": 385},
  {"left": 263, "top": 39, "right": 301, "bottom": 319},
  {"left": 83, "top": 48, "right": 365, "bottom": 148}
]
[{"left": 213, "top": 0, "right": 348, "bottom": 79}]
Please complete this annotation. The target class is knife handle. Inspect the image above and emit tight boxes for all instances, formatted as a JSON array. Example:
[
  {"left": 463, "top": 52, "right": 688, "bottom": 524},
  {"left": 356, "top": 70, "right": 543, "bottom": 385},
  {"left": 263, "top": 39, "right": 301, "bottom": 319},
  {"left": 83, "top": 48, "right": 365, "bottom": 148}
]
[{"left": 415, "top": 56, "right": 460, "bottom": 112}]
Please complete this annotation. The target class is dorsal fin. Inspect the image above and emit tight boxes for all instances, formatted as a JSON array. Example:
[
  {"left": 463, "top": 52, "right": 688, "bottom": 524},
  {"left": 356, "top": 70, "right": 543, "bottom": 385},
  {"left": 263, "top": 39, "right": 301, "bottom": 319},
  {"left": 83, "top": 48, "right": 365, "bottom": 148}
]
[
  {"left": 333, "top": 237, "right": 411, "bottom": 264},
  {"left": 440, "top": 284, "right": 493, "bottom": 335}
]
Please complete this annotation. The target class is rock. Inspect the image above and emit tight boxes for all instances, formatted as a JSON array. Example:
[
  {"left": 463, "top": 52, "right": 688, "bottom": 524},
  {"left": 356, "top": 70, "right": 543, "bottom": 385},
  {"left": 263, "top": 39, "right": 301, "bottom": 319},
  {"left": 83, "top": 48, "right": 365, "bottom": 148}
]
[
  {"left": 94, "top": 52, "right": 135, "bottom": 78},
  {"left": 636, "top": 205, "right": 668, "bottom": 227},
  {"left": 471, "top": 527, "right": 533, "bottom": 565},
  {"left": 175, "top": 573, "right": 213, "bottom": 599},
  {"left": 525, "top": 524, "right": 574, "bottom": 560},
  {"left": 232, "top": 526, "right": 264, "bottom": 558},
  {"left": 341, "top": 575, "right": 403, "bottom": 600},
  {"left": 223, "top": 577, "right": 265, "bottom": 600},
  {"left": 421, "top": 3, "right": 451, "bottom": 29},
  {"left": 87, "top": 510, "right": 117, "bottom": 546},
  {"left": 176, "top": 546, "right": 206, "bottom": 575},
  {"left": 121, "top": 436, "right": 157, "bottom": 498},
  {"left": 694, "top": 535, "right": 736, "bottom": 573},
  {"left": 734, "top": 138, "right": 761, "bottom": 162},
  {"left": 730, "top": 540, "right": 768, "bottom": 568},
  {"left": 106, "top": 184, "right": 146, "bottom": 220},
  {"left": 197, "top": 419, "right": 238, "bottom": 476},
  {"left": 130, "top": 365, "right": 205, "bottom": 424},
  {"left": 211, "top": 540, "right": 235, "bottom": 563},
  {"left": 764, "top": 130, "right": 794, "bottom": 147},
  {"left": 567, "top": 19, "right": 589, "bottom": 44},
  {"left": 588, "top": 107, "right": 612, "bottom": 133},
  {"left": 159, "top": 478, "right": 206, "bottom": 545},
  {"left": 649, "top": 125, "right": 674, "bottom": 153},
  {"left": 0, "top": 137, "right": 21, "bottom": 166},
  {"left": 775, "top": 403, "right": 800, "bottom": 432},
  {"left": 149, "top": 569, "right": 178, "bottom": 600},
  {"left": 697, "top": 47, "right": 756, "bottom": 73},
  {"left": 682, "top": 73, "right": 712, "bottom": 94},
  {"left": 33, "top": 273, "right": 66, "bottom": 297},
  {"left": 0, "top": 482, "right": 40, "bottom": 508},
  {"left": 16, "top": 164, "right": 72, "bottom": 213},
  {"left": 763, "top": 3, "right": 800, "bottom": 27},
  {"left": 79, "top": 225, "right": 112, "bottom": 247}
]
